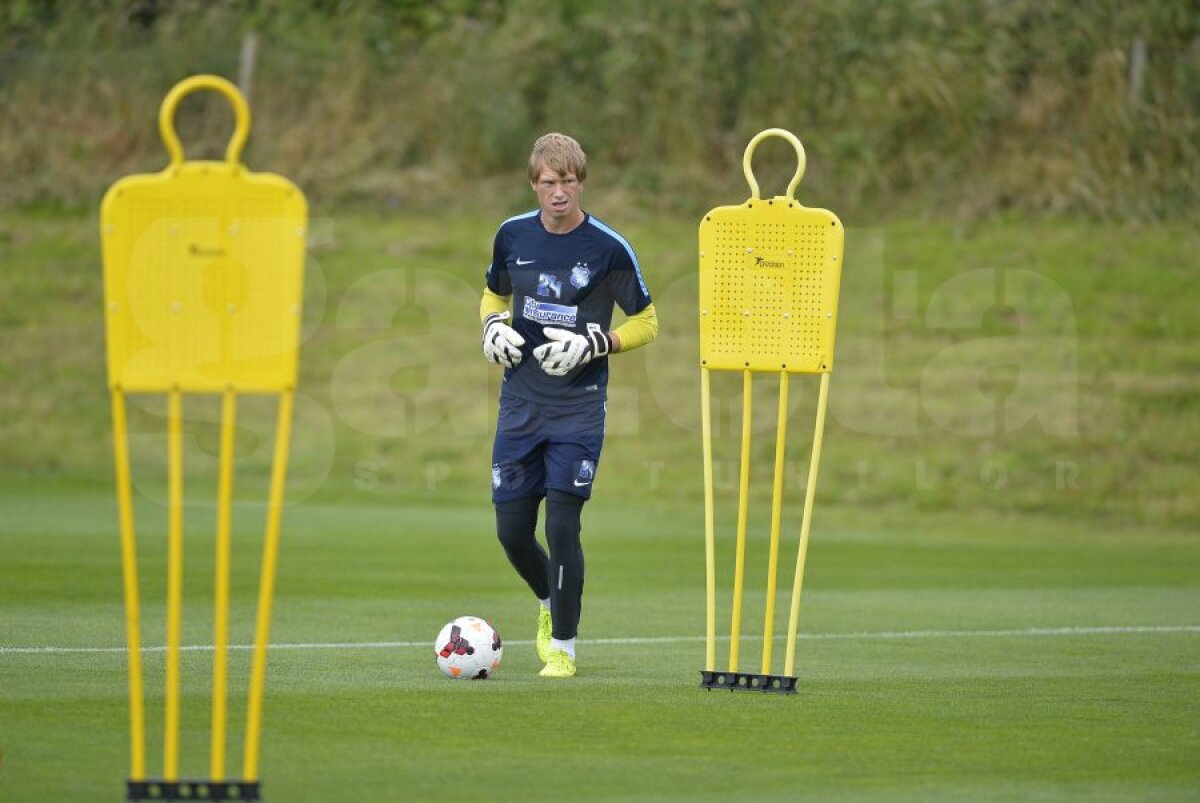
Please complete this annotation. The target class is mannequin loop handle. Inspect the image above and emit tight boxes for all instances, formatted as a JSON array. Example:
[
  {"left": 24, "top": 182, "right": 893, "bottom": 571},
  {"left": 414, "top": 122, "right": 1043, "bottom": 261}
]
[
  {"left": 159, "top": 75, "right": 250, "bottom": 169},
  {"left": 742, "top": 128, "right": 807, "bottom": 200}
]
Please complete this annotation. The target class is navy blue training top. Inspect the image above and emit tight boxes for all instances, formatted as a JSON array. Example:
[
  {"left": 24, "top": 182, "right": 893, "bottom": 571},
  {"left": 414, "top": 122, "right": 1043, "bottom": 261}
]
[{"left": 485, "top": 210, "right": 652, "bottom": 402}]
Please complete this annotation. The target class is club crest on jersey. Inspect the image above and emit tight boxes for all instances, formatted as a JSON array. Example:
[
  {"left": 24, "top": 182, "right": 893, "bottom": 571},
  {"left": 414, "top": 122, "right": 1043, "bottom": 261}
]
[
  {"left": 522, "top": 297, "right": 577, "bottom": 326},
  {"left": 537, "top": 273, "right": 563, "bottom": 299},
  {"left": 570, "top": 262, "right": 591, "bottom": 289}
]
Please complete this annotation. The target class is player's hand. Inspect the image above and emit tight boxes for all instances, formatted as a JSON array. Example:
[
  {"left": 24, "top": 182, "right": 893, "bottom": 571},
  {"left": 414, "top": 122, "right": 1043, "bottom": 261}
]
[
  {"left": 482, "top": 312, "right": 526, "bottom": 368},
  {"left": 534, "top": 324, "right": 611, "bottom": 376}
]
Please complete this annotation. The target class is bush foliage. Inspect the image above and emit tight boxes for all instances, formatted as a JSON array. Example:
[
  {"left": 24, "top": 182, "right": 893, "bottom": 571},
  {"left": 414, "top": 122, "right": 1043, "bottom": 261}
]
[{"left": 2, "top": 0, "right": 1197, "bottom": 218}]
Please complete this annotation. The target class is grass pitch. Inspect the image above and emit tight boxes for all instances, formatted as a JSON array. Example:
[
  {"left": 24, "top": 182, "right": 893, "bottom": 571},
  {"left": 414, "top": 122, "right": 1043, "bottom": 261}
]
[
  {"left": 2, "top": 210, "right": 1198, "bottom": 798},
  {"left": 1, "top": 483, "right": 1197, "bottom": 801}
]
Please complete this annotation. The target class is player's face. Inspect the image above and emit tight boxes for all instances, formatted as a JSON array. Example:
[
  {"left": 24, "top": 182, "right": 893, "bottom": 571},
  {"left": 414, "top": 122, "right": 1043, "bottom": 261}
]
[{"left": 532, "top": 167, "right": 584, "bottom": 231}]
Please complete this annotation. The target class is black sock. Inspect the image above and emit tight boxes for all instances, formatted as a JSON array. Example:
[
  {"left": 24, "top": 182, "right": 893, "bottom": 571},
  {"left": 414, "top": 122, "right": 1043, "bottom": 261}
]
[
  {"left": 495, "top": 495, "right": 549, "bottom": 601},
  {"left": 545, "top": 489, "right": 585, "bottom": 640}
]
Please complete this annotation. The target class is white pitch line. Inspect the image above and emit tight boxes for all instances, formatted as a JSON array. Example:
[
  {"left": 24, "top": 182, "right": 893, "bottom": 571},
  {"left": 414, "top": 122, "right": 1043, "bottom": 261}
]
[{"left": 1, "top": 624, "right": 1197, "bottom": 656}]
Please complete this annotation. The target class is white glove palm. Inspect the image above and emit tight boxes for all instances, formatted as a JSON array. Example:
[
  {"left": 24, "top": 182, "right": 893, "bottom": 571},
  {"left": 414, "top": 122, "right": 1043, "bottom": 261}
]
[
  {"left": 534, "top": 323, "right": 611, "bottom": 376},
  {"left": 482, "top": 312, "right": 526, "bottom": 368}
]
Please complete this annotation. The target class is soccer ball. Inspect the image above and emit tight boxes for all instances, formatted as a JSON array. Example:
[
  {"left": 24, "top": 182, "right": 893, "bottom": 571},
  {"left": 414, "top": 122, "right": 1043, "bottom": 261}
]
[{"left": 434, "top": 616, "right": 502, "bottom": 680}]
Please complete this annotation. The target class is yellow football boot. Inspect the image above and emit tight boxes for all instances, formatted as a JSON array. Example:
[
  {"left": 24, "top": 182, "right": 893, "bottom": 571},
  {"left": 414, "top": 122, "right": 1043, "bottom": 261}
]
[
  {"left": 538, "top": 648, "right": 576, "bottom": 678},
  {"left": 536, "top": 607, "right": 553, "bottom": 663}
]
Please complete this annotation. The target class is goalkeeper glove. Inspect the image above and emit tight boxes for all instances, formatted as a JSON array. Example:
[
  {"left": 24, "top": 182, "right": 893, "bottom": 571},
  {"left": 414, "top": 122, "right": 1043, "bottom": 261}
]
[
  {"left": 482, "top": 312, "right": 526, "bottom": 368},
  {"left": 533, "top": 323, "right": 611, "bottom": 376}
]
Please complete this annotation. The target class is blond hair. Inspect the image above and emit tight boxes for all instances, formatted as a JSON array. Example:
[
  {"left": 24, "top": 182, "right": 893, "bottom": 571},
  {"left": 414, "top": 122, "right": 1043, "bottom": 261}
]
[{"left": 528, "top": 133, "right": 588, "bottom": 182}]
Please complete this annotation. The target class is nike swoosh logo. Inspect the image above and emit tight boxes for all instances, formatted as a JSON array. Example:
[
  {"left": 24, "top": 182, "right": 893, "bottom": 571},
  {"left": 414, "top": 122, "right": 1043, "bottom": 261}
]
[
  {"left": 515, "top": 258, "right": 535, "bottom": 266},
  {"left": 573, "top": 479, "right": 592, "bottom": 487}
]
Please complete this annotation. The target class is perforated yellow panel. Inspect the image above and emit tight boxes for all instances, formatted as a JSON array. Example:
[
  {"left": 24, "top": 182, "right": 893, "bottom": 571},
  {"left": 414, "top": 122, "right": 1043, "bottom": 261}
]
[
  {"left": 101, "top": 75, "right": 306, "bottom": 393},
  {"left": 698, "top": 130, "right": 844, "bottom": 374}
]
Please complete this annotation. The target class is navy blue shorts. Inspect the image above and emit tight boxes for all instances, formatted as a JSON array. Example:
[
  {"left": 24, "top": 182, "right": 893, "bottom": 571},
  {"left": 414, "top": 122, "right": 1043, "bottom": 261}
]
[{"left": 491, "top": 394, "right": 606, "bottom": 504}]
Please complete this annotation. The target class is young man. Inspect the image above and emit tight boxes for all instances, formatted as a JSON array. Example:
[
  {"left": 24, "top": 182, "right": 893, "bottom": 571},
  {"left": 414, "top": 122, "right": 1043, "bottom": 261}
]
[{"left": 480, "top": 133, "right": 658, "bottom": 678}]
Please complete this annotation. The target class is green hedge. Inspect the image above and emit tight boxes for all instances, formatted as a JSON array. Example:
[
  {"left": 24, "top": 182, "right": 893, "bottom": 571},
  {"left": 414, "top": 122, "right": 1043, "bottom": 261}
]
[{"left": 2, "top": 0, "right": 1197, "bottom": 218}]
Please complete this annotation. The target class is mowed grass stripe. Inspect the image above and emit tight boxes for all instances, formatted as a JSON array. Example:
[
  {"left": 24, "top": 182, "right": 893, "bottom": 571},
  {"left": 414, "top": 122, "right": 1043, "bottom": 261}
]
[{"left": 5, "top": 623, "right": 1198, "bottom": 654}]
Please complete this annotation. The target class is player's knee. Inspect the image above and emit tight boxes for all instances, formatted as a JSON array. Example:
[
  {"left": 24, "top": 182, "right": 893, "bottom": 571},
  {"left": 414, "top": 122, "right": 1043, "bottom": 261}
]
[
  {"left": 545, "top": 490, "right": 583, "bottom": 548},
  {"left": 495, "top": 495, "right": 540, "bottom": 551}
]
